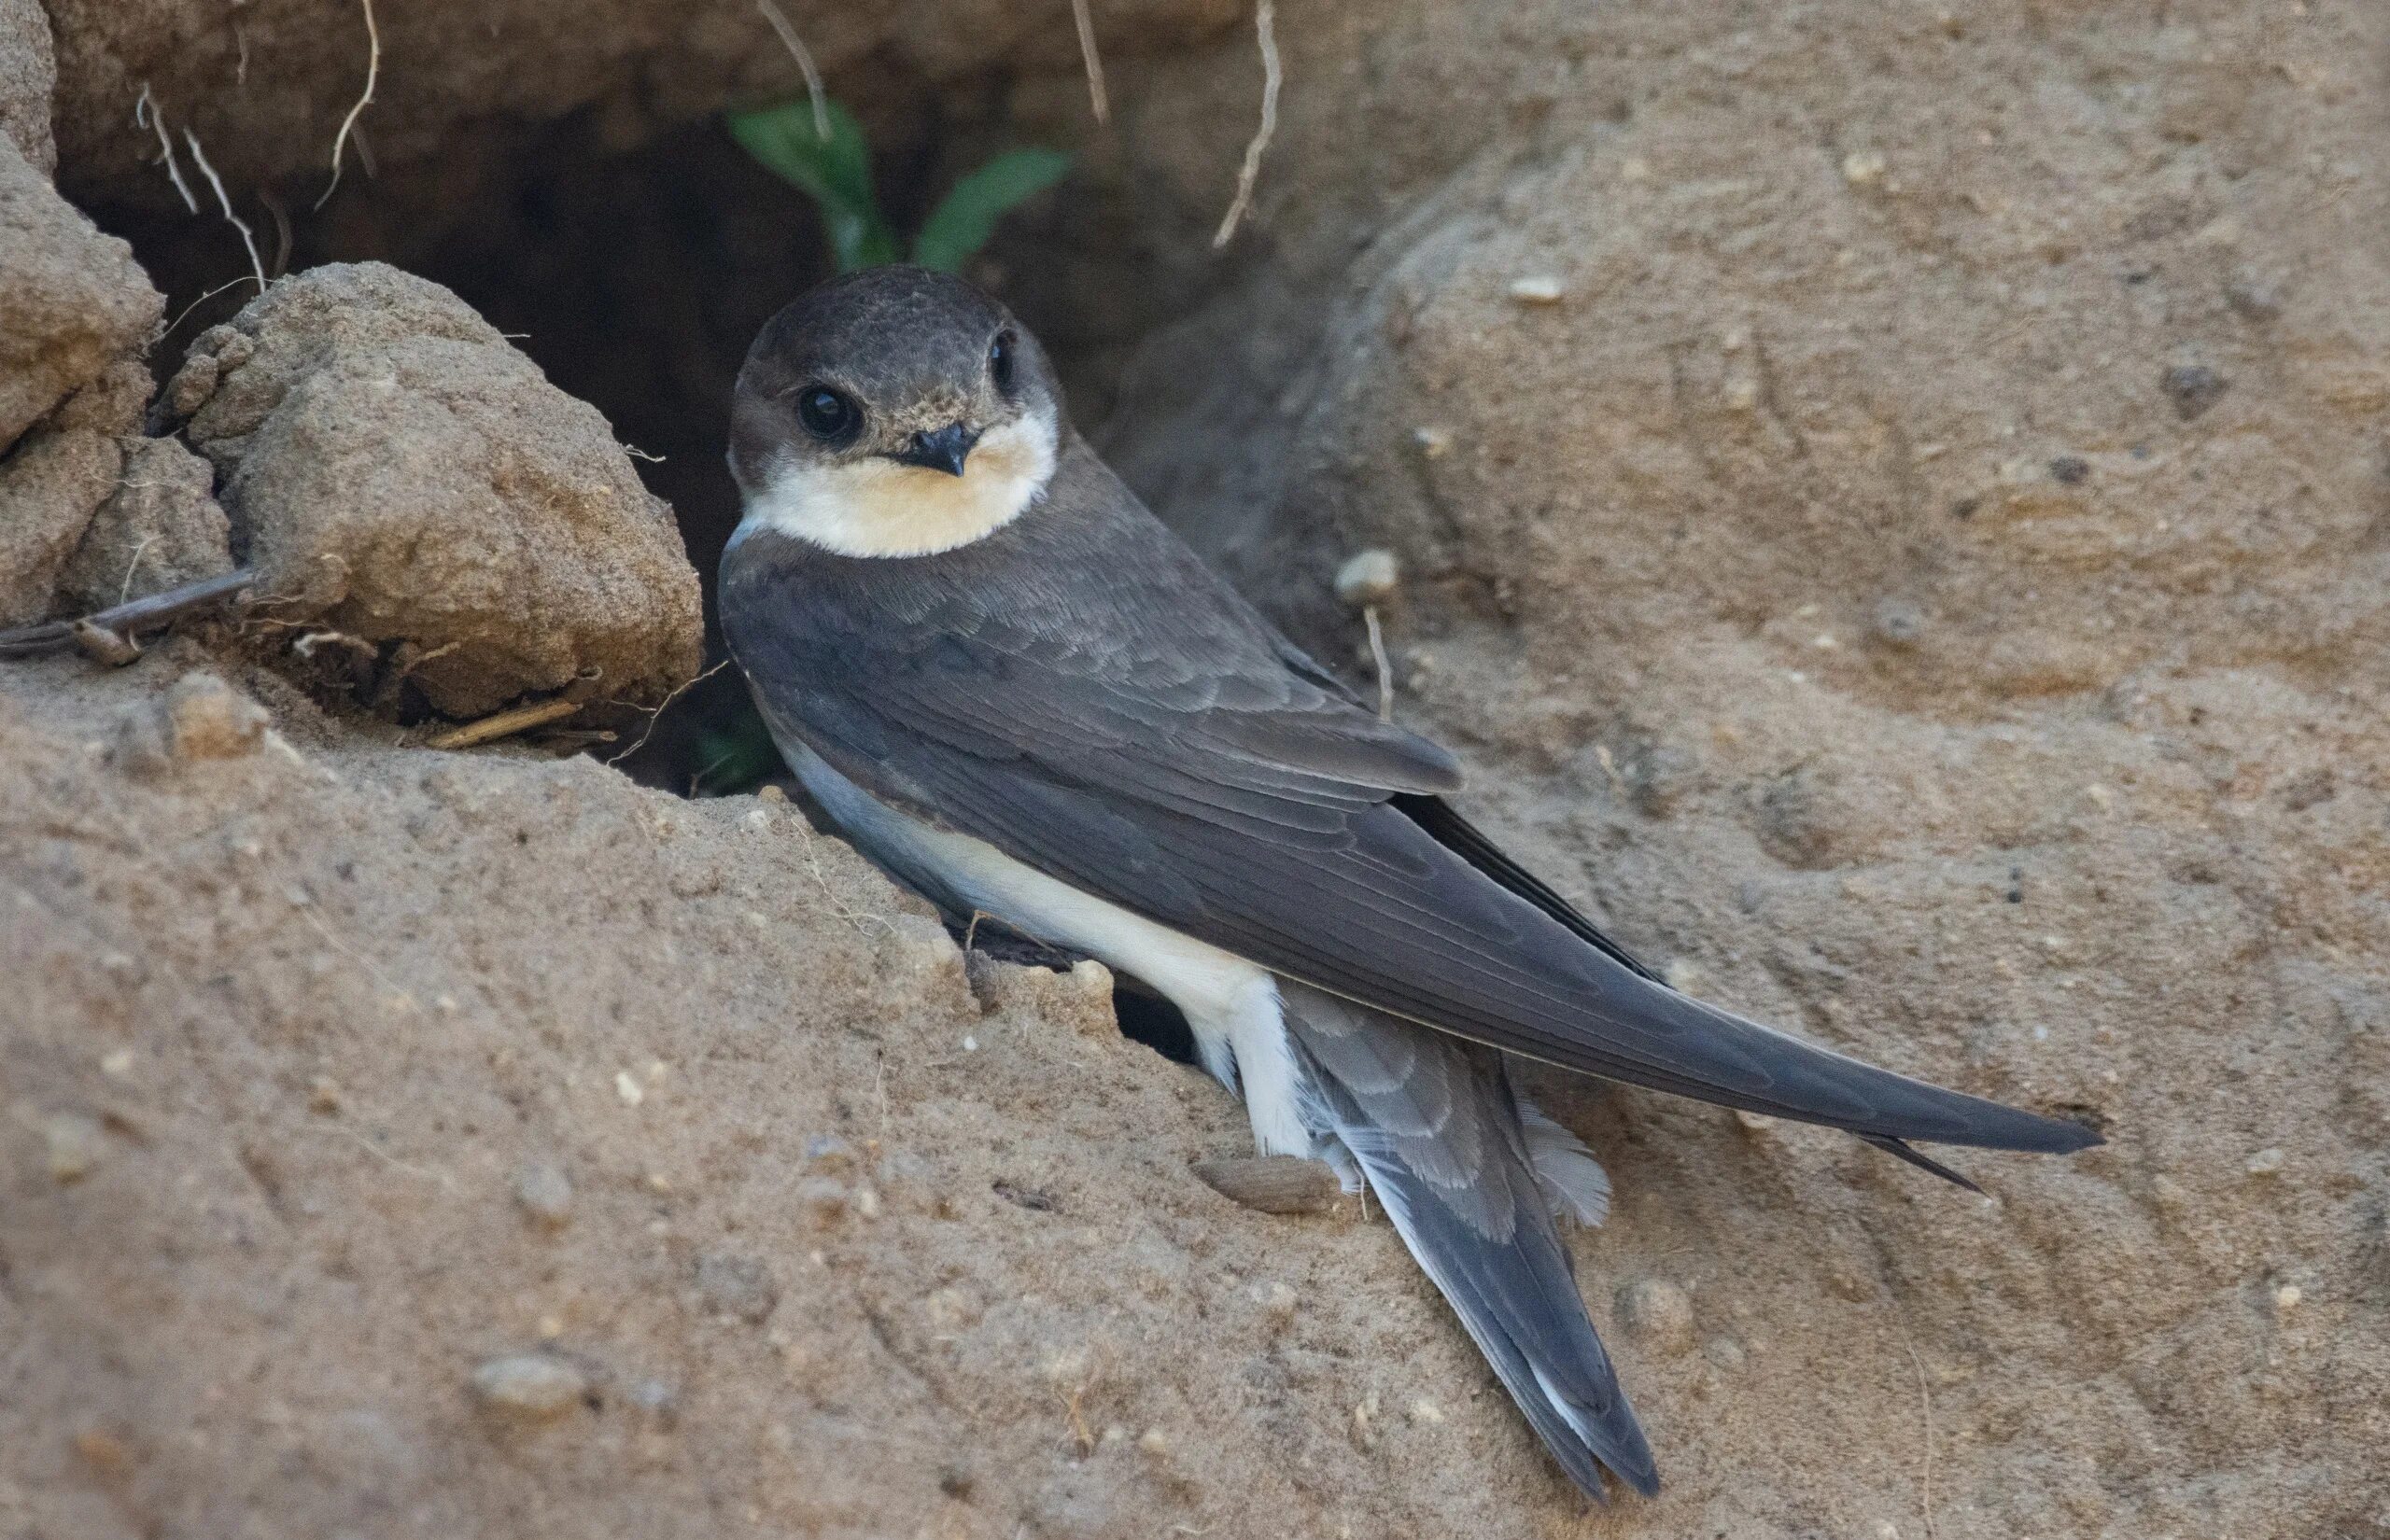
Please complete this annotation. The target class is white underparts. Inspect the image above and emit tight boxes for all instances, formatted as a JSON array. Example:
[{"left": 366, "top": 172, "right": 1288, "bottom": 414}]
[
  {"left": 778, "top": 748, "right": 1615, "bottom": 1215},
  {"left": 738, "top": 406, "right": 1058, "bottom": 558}
]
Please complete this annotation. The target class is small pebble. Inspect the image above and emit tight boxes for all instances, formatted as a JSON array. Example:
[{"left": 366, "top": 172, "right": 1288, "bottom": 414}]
[
  {"left": 803, "top": 1134, "right": 857, "bottom": 1170},
  {"left": 307, "top": 1076, "right": 343, "bottom": 1114},
  {"left": 2161, "top": 365, "right": 2228, "bottom": 421},
  {"left": 1406, "top": 1396, "right": 1446, "bottom": 1426},
  {"left": 795, "top": 1176, "right": 849, "bottom": 1226},
  {"left": 99, "top": 1049, "right": 134, "bottom": 1078},
  {"left": 513, "top": 1159, "right": 574, "bottom": 1228},
  {"left": 1412, "top": 426, "right": 1454, "bottom": 459},
  {"left": 73, "top": 1426, "right": 132, "bottom": 1472},
  {"left": 695, "top": 1252, "right": 780, "bottom": 1324},
  {"left": 2225, "top": 278, "right": 2281, "bottom": 323},
  {"left": 1506, "top": 275, "right": 1566, "bottom": 306},
  {"left": 2273, "top": 1283, "right": 2302, "bottom": 1310},
  {"left": 613, "top": 1071, "right": 644, "bottom": 1107},
  {"left": 2049, "top": 455, "right": 2090, "bottom": 485},
  {"left": 1250, "top": 1280, "right": 1300, "bottom": 1329},
  {"left": 1194, "top": 1155, "right": 1343, "bottom": 1215},
  {"left": 1841, "top": 149, "right": 1888, "bottom": 187},
  {"left": 1334, "top": 549, "right": 1401, "bottom": 610},
  {"left": 471, "top": 1353, "right": 587, "bottom": 1421},
  {"left": 44, "top": 1112, "right": 107, "bottom": 1183},
  {"left": 2245, "top": 1147, "right": 2285, "bottom": 1177},
  {"left": 1871, "top": 597, "right": 1927, "bottom": 647},
  {"left": 1616, "top": 1278, "right": 1696, "bottom": 1356}
]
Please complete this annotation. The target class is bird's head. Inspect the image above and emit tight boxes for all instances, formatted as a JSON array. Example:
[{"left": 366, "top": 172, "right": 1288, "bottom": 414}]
[{"left": 728, "top": 266, "right": 1062, "bottom": 559}]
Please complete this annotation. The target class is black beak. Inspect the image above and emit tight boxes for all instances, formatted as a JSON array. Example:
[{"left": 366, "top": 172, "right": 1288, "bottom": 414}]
[{"left": 891, "top": 423, "right": 979, "bottom": 477}]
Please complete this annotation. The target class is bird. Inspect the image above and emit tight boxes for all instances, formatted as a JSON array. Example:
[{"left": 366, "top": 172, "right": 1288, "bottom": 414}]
[{"left": 717, "top": 265, "right": 2102, "bottom": 1501}]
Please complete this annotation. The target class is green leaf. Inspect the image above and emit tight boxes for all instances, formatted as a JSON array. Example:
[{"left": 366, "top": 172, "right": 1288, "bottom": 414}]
[
  {"left": 910, "top": 148, "right": 1072, "bottom": 273},
  {"left": 726, "top": 99, "right": 898, "bottom": 273},
  {"left": 693, "top": 708, "right": 785, "bottom": 794}
]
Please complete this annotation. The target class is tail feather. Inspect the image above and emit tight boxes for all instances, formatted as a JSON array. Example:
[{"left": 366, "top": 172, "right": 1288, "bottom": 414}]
[{"left": 1282, "top": 982, "right": 1658, "bottom": 1500}]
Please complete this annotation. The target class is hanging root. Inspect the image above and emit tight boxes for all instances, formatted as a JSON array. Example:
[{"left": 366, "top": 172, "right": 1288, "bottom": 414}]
[
  {"left": 1212, "top": 0, "right": 1280, "bottom": 248},
  {"left": 315, "top": 0, "right": 381, "bottom": 209}
]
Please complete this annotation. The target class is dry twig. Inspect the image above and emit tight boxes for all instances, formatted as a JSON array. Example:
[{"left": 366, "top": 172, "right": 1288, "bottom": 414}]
[
  {"left": 0, "top": 567, "right": 258, "bottom": 661},
  {"left": 1212, "top": 0, "right": 1280, "bottom": 248},
  {"left": 424, "top": 698, "right": 582, "bottom": 750}
]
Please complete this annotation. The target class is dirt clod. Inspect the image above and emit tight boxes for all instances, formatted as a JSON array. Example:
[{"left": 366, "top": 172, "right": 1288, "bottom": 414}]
[
  {"left": 176, "top": 262, "right": 702, "bottom": 718},
  {"left": 470, "top": 1353, "right": 588, "bottom": 1421}
]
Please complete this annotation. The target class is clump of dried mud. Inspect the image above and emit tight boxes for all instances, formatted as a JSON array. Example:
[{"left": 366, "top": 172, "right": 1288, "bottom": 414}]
[
  {"left": 1, "top": 651, "right": 1589, "bottom": 1540},
  {"left": 169, "top": 262, "right": 704, "bottom": 717}
]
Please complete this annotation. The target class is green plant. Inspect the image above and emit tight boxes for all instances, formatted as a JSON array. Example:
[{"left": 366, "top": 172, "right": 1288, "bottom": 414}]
[{"left": 728, "top": 99, "right": 1072, "bottom": 274}]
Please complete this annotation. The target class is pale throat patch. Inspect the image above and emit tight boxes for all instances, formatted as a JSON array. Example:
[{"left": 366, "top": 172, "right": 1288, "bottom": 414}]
[{"left": 738, "top": 407, "right": 1057, "bottom": 558}]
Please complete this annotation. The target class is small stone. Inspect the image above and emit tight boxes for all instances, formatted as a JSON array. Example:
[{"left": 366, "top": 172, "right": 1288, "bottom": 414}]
[
  {"left": 1412, "top": 426, "right": 1453, "bottom": 459},
  {"left": 924, "top": 1284, "right": 984, "bottom": 1331},
  {"left": 1136, "top": 1428, "right": 1170, "bottom": 1456},
  {"left": 1506, "top": 275, "right": 1567, "bottom": 306},
  {"left": 695, "top": 1252, "right": 780, "bottom": 1324},
  {"left": 513, "top": 1159, "right": 574, "bottom": 1228},
  {"left": 795, "top": 1176, "right": 849, "bottom": 1225},
  {"left": 1871, "top": 597, "right": 1927, "bottom": 648},
  {"left": 803, "top": 1133, "right": 858, "bottom": 1171},
  {"left": 119, "top": 675, "right": 271, "bottom": 771},
  {"left": 2048, "top": 455, "right": 2090, "bottom": 485},
  {"left": 99, "top": 1049, "right": 134, "bottom": 1078},
  {"left": 1406, "top": 1396, "right": 1446, "bottom": 1426},
  {"left": 628, "top": 1378, "right": 678, "bottom": 1422},
  {"left": 1841, "top": 148, "right": 1888, "bottom": 187},
  {"left": 2161, "top": 365, "right": 2228, "bottom": 421},
  {"left": 1616, "top": 1278, "right": 1696, "bottom": 1356},
  {"left": 73, "top": 1426, "right": 132, "bottom": 1472},
  {"left": 1250, "top": 1280, "right": 1300, "bottom": 1330},
  {"left": 2244, "top": 1147, "right": 2285, "bottom": 1177},
  {"left": 1661, "top": 958, "right": 1706, "bottom": 997},
  {"left": 307, "top": 1076, "right": 343, "bottom": 1114},
  {"left": 2273, "top": 1283, "right": 2302, "bottom": 1310},
  {"left": 470, "top": 1353, "right": 587, "bottom": 1421},
  {"left": 2225, "top": 277, "right": 2282, "bottom": 323},
  {"left": 1193, "top": 1155, "right": 1343, "bottom": 1215},
  {"left": 1332, "top": 549, "right": 1401, "bottom": 610},
  {"left": 613, "top": 1071, "right": 644, "bottom": 1107},
  {"left": 43, "top": 1111, "right": 107, "bottom": 1183}
]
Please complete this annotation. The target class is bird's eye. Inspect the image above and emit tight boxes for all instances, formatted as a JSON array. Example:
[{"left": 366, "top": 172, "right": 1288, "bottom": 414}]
[
  {"left": 988, "top": 331, "right": 1016, "bottom": 394},
  {"left": 795, "top": 386, "right": 859, "bottom": 441}
]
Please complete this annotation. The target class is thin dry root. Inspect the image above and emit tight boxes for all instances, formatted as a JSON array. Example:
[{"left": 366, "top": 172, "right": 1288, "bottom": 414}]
[
  {"left": 184, "top": 130, "right": 266, "bottom": 294},
  {"left": 316, "top": 0, "right": 381, "bottom": 209},
  {"left": 755, "top": 0, "right": 831, "bottom": 141},
  {"left": 1212, "top": 0, "right": 1280, "bottom": 248},
  {"left": 1071, "top": 0, "right": 1110, "bottom": 124}
]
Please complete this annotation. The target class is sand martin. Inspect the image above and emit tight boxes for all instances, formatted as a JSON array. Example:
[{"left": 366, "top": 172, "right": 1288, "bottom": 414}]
[{"left": 719, "top": 266, "right": 2100, "bottom": 1499}]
